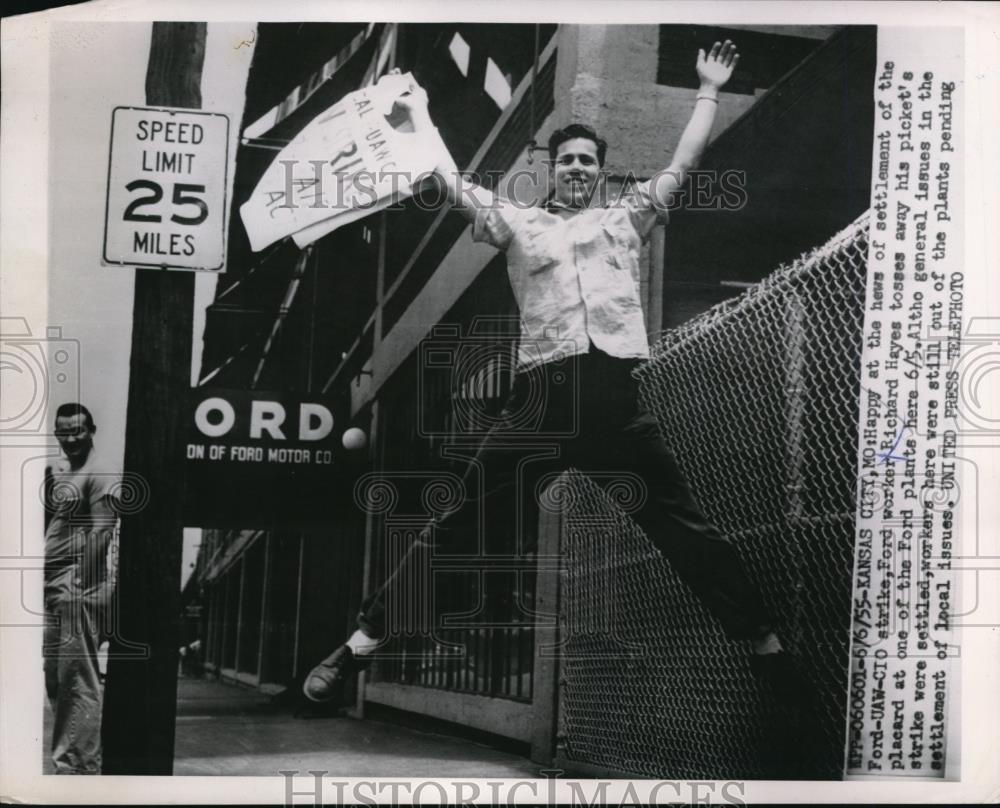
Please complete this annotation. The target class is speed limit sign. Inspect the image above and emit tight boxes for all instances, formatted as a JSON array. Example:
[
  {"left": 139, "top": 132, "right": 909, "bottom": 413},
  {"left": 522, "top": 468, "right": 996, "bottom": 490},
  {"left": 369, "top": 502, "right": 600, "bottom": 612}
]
[{"left": 103, "top": 106, "right": 229, "bottom": 271}]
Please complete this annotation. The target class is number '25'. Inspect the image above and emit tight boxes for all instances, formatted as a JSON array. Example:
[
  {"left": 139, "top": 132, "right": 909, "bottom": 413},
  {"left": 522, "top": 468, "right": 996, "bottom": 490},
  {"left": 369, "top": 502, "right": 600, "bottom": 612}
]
[{"left": 123, "top": 180, "right": 208, "bottom": 225}]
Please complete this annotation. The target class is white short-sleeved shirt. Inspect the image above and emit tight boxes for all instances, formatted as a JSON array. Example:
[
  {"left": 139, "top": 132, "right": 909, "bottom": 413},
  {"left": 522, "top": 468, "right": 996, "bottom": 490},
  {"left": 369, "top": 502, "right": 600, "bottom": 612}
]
[
  {"left": 471, "top": 180, "right": 669, "bottom": 370},
  {"left": 44, "top": 452, "right": 120, "bottom": 599}
]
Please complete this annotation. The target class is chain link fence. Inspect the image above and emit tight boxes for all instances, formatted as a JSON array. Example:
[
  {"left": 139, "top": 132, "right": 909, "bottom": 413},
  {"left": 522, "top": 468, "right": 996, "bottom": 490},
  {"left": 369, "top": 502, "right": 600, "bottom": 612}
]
[{"left": 556, "top": 212, "right": 870, "bottom": 779}]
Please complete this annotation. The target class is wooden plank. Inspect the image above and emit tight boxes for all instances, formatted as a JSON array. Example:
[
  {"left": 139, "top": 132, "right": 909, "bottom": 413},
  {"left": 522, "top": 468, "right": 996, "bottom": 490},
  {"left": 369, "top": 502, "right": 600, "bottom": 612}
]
[{"left": 364, "top": 683, "right": 534, "bottom": 742}]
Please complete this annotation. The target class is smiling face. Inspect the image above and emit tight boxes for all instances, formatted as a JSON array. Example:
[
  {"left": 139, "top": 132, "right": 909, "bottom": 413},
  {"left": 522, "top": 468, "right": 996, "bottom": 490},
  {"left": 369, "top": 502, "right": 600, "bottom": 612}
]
[
  {"left": 551, "top": 137, "right": 601, "bottom": 209},
  {"left": 55, "top": 413, "right": 94, "bottom": 468}
]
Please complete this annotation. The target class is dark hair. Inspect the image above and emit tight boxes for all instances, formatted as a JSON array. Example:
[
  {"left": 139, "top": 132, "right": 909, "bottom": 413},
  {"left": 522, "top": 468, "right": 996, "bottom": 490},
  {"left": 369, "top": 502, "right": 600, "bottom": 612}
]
[
  {"left": 548, "top": 123, "right": 608, "bottom": 168},
  {"left": 55, "top": 402, "right": 95, "bottom": 431}
]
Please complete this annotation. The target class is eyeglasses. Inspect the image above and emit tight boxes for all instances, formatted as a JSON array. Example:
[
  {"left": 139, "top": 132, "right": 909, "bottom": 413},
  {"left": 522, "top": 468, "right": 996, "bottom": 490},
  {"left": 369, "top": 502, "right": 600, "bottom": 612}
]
[{"left": 54, "top": 428, "right": 88, "bottom": 439}]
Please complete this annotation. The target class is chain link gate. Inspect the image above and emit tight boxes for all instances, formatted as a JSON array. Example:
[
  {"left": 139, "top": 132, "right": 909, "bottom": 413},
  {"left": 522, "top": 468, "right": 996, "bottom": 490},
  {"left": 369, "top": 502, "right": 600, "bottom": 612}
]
[{"left": 551, "top": 212, "right": 870, "bottom": 779}]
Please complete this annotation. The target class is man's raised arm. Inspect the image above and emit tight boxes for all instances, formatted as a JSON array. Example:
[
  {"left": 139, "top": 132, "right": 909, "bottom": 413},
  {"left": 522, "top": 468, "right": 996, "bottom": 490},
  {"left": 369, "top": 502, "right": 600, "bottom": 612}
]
[
  {"left": 393, "top": 80, "right": 495, "bottom": 224},
  {"left": 649, "top": 40, "right": 740, "bottom": 209}
]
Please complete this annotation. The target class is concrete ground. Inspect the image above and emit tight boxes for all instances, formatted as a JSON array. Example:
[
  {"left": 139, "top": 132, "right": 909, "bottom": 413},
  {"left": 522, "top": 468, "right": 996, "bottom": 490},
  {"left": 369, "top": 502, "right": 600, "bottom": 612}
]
[
  {"left": 174, "top": 676, "right": 540, "bottom": 777},
  {"left": 41, "top": 675, "right": 540, "bottom": 777}
]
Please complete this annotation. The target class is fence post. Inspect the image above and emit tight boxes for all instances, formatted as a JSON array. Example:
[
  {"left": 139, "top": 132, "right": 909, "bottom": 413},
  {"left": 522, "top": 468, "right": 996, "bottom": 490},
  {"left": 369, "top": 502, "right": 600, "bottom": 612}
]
[
  {"left": 530, "top": 480, "right": 563, "bottom": 764},
  {"left": 784, "top": 288, "right": 807, "bottom": 649}
]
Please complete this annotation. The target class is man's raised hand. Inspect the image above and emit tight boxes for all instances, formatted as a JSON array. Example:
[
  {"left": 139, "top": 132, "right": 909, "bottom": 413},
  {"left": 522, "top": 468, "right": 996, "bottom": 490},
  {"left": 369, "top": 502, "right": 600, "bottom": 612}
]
[
  {"left": 696, "top": 40, "right": 739, "bottom": 91},
  {"left": 394, "top": 82, "right": 429, "bottom": 115},
  {"left": 387, "top": 68, "right": 431, "bottom": 130}
]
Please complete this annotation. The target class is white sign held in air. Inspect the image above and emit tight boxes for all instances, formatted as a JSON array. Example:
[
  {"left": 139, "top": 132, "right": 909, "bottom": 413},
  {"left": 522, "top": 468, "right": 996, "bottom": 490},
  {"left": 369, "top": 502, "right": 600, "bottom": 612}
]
[{"left": 103, "top": 106, "right": 229, "bottom": 271}]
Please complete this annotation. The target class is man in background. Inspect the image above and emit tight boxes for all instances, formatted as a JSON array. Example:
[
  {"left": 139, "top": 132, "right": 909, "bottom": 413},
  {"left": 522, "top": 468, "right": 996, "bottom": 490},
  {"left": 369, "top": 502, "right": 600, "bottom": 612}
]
[{"left": 43, "top": 403, "right": 120, "bottom": 774}]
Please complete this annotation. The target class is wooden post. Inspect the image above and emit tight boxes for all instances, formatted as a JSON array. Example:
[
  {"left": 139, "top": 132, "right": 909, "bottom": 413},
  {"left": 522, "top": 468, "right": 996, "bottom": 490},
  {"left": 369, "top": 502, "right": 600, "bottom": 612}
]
[
  {"left": 101, "top": 21, "right": 205, "bottom": 775},
  {"left": 531, "top": 483, "right": 563, "bottom": 764}
]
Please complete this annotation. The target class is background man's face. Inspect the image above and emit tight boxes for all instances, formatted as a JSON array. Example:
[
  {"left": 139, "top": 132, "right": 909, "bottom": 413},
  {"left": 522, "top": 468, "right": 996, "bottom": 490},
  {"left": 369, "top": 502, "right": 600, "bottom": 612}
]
[
  {"left": 55, "top": 413, "right": 94, "bottom": 464},
  {"left": 551, "top": 137, "right": 601, "bottom": 207}
]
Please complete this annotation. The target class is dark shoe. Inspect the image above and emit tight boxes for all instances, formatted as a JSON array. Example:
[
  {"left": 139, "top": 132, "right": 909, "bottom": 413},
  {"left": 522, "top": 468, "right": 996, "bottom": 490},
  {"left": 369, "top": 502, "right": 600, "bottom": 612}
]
[{"left": 302, "top": 645, "right": 371, "bottom": 704}]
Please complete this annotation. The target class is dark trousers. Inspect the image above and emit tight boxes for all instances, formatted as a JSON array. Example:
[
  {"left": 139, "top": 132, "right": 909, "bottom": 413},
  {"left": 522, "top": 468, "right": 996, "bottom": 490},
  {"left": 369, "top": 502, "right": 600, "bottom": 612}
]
[{"left": 359, "top": 347, "right": 772, "bottom": 643}]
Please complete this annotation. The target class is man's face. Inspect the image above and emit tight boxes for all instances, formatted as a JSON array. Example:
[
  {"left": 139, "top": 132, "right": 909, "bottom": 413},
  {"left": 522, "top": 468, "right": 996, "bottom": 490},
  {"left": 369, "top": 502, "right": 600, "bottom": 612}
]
[
  {"left": 551, "top": 137, "right": 601, "bottom": 208},
  {"left": 55, "top": 413, "right": 94, "bottom": 464}
]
